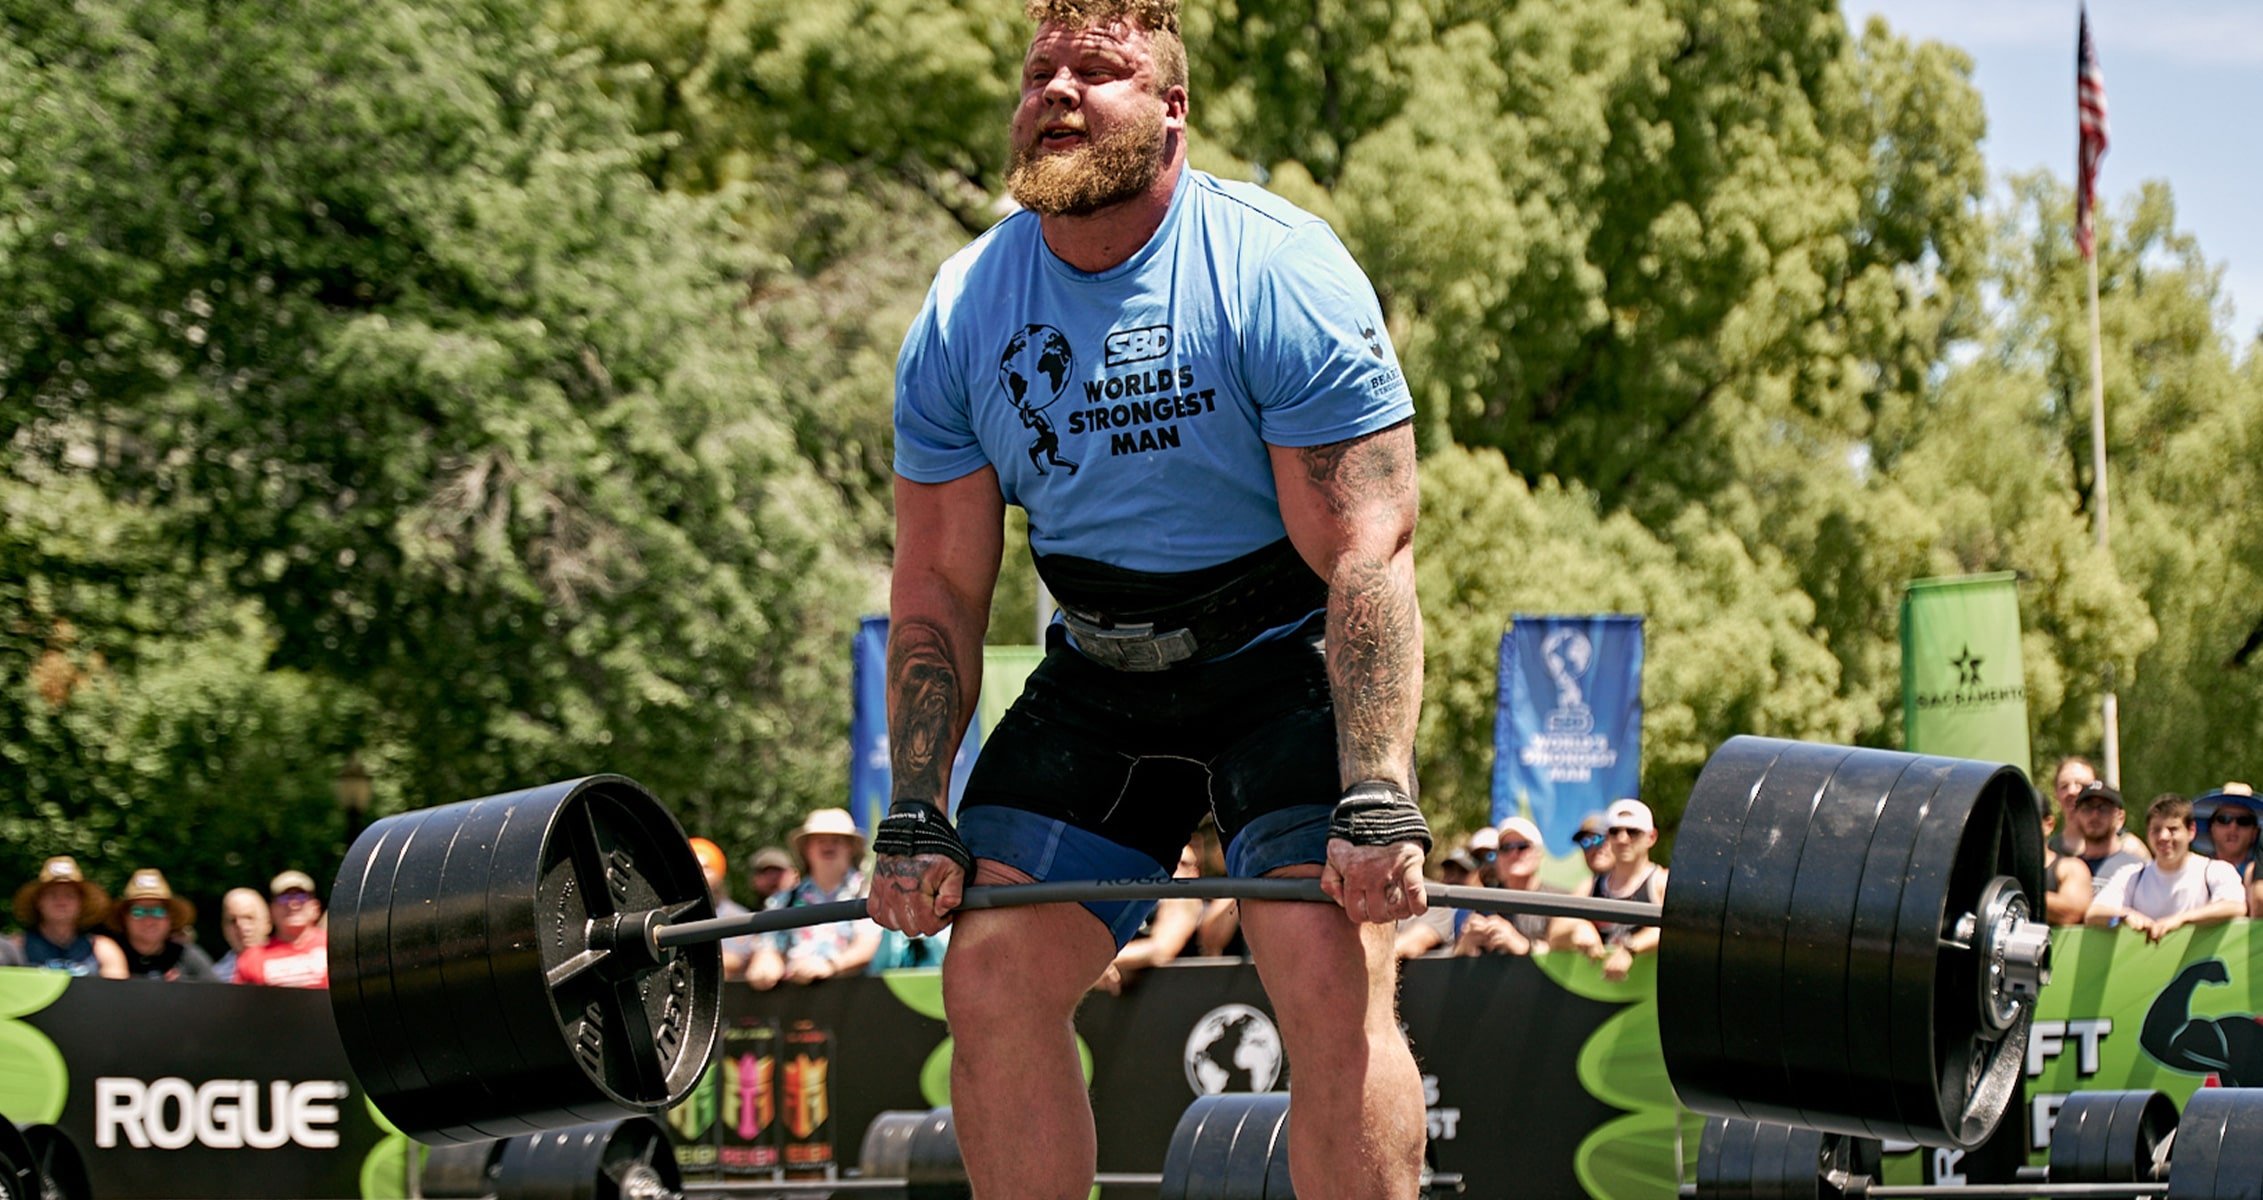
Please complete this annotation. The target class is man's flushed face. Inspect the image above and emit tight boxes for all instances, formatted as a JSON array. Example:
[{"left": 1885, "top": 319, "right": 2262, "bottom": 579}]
[
  {"left": 2055, "top": 761, "right": 2097, "bottom": 808},
  {"left": 1008, "top": 20, "right": 1181, "bottom": 216}
]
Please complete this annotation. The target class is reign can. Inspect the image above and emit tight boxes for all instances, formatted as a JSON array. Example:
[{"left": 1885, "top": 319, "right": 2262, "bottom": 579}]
[
  {"left": 719, "top": 1019, "right": 781, "bottom": 1176},
  {"left": 780, "top": 1020, "right": 836, "bottom": 1177}
]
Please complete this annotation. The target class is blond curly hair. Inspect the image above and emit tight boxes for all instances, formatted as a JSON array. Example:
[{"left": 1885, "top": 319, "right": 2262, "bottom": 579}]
[{"left": 1024, "top": 0, "right": 1187, "bottom": 94}]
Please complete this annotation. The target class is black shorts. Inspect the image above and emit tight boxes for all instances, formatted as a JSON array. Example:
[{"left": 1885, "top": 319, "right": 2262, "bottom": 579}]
[{"left": 957, "top": 618, "right": 1339, "bottom": 943}]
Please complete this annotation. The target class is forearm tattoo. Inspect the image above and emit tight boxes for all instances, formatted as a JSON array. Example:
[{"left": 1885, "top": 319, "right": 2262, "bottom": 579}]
[
  {"left": 1298, "top": 430, "right": 1422, "bottom": 785},
  {"left": 887, "top": 617, "right": 961, "bottom": 805}
]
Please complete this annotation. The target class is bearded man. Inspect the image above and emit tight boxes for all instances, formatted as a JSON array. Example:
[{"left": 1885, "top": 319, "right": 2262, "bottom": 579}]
[{"left": 869, "top": 1, "right": 1430, "bottom": 1196}]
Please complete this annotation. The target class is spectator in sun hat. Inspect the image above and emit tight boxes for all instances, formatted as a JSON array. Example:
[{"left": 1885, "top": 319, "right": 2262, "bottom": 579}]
[
  {"left": 1457, "top": 816, "right": 1605, "bottom": 960},
  {"left": 107, "top": 868, "right": 216, "bottom": 982},
  {"left": 1585, "top": 799, "right": 1668, "bottom": 982},
  {"left": 234, "top": 869, "right": 328, "bottom": 988},
  {"left": 745, "top": 807, "right": 880, "bottom": 989},
  {"left": 2194, "top": 782, "right": 2263, "bottom": 916},
  {"left": 12, "top": 857, "right": 125, "bottom": 978},
  {"left": 691, "top": 837, "right": 758, "bottom": 978}
]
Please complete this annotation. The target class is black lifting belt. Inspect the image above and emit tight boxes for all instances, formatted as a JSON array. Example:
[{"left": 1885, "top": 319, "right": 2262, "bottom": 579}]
[{"left": 1035, "top": 538, "right": 1327, "bottom": 672}]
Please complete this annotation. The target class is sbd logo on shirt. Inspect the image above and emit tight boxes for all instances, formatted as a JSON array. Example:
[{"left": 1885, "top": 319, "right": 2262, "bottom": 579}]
[{"left": 997, "top": 323, "right": 1080, "bottom": 477}]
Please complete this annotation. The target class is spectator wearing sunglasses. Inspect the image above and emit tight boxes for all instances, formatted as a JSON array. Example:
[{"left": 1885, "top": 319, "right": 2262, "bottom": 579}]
[
  {"left": 107, "top": 869, "right": 215, "bottom": 982},
  {"left": 1573, "top": 813, "right": 1614, "bottom": 877},
  {"left": 1585, "top": 799, "right": 1668, "bottom": 982},
  {"left": 1456, "top": 818, "right": 1603, "bottom": 959},
  {"left": 233, "top": 870, "right": 329, "bottom": 988},
  {"left": 2195, "top": 783, "right": 2263, "bottom": 917}
]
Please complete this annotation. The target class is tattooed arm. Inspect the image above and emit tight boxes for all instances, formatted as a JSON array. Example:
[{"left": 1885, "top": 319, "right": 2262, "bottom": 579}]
[
  {"left": 1270, "top": 418, "right": 1426, "bottom": 922},
  {"left": 871, "top": 468, "right": 1004, "bottom": 935},
  {"left": 1270, "top": 419, "right": 1422, "bottom": 789}
]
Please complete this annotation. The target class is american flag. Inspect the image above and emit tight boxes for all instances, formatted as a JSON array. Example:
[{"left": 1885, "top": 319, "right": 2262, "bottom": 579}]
[{"left": 2076, "top": 6, "right": 2110, "bottom": 259}]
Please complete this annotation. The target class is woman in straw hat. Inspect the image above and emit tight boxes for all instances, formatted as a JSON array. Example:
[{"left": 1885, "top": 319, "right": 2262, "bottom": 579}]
[
  {"left": 745, "top": 807, "right": 881, "bottom": 990},
  {"left": 12, "top": 857, "right": 126, "bottom": 978},
  {"left": 108, "top": 868, "right": 216, "bottom": 982}
]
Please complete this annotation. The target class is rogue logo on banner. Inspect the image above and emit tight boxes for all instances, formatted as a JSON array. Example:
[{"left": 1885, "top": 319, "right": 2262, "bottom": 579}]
[
  {"left": 1492, "top": 615, "right": 1644, "bottom": 854},
  {"left": 848, "top": 618, "right": 1044, "bottom": 834},
  {"left": 1900, "top": 573, "right": 2031, "bottom": 767}
]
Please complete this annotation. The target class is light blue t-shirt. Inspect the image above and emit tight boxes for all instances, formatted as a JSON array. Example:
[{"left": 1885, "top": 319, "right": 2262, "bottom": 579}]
[{"left": 894, "top": 168, "right": 1414, "bottom": 575}]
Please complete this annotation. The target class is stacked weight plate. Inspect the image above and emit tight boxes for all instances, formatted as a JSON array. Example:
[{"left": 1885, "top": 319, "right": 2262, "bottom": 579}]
[
  {"left": 329, "top": 776, "right": 720, "bottom": 1144},
  {"left": 1660, "top": 738, "right": 2043, "bottom": 1148}
]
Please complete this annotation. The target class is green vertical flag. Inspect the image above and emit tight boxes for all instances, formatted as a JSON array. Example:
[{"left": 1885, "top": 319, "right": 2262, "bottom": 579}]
[{"left": 1901, "top": 573, "right": 2032, "bottom": 767}]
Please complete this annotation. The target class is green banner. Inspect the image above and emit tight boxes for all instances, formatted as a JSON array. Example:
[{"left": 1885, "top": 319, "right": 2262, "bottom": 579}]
[{"left": 1901, "top": 572, "right": 2031, "bottom": 767}]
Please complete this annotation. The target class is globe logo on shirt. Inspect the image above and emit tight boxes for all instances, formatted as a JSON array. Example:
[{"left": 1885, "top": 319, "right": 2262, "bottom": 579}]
[{"left": 997, "top": 323, "right": 1080, "bottom": 476}]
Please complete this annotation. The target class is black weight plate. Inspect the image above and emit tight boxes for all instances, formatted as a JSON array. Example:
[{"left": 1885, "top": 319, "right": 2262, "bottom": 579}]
[
  {"left": 332, "top": 777, "right": 720, "bottom": 1143},
  {"left": 1184, "top": 1094, "right": 1261, "bottom": 1200},
  {"left": 1714, "top": 742, "right": 1854, "bottom": 1124},
  {"left": 2049, "top": 1090, "right": 2117, "bottom": 1183},
  {"left": 1842, "top": 755, "right": 1955, "bottom": 1143},
  {"left": 0, "top": 1120, "right": 36, "bottom": 1200},
  {"left": 495, "top": 1116, "right": 682, "bottom": 1200},
  {"left": 2167, "top": 1088, "right": 2263, "bottom": 1200},
  {"left": 858, "top": 1110, "right": 925, "bottom": 1182},
  {"left": 1659, "top": 736, "right": 1793, "bottom": 1119},
  {"left": 331, "top": 811, "right": 435, "bottom": 1117},
  {"left": 903, "top": 1108, "right": 969, "bottom": 1200},
  {"left": 423, "top": 1138, "right": 507, "bottom": 1198},
  {"left": 1693, "top": 1116, "right": 1761, "bottom": 1199},
  {"left": 1262, "top": 1101, "right": 1294, "bottom": 1200},
  {"left": 1221, "top": 1095, "right": 1288, "bottom": 1200},
  {"left": 1159, "top": 1096, "right": 1217, "bottom": 1200},
  {"left": 2049, "top": 1090, "right": 2167, "bottom": 1184},
  {"left": 1778, "top": 750, "right": 1920, "bottom": 1135},
  {"left": 20, "top": 1126, "right": 87, "bottom": 1200},
  {"left": 1897, "top": 760, "right": 2036, "bottom": 1148}
]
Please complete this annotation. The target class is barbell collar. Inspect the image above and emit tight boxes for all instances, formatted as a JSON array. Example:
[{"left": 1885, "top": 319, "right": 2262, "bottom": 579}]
[{"left": 650, "top": 879, "right": 1661, "bottom": 951}]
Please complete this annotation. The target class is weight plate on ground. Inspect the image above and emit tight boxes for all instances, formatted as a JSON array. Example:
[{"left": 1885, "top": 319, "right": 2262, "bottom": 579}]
[
  {"left": 1692, "top": 1117, "right": 1877, "bottom": 1200},
  {"left": 0, "top": 1120, "right": 36, "bottom": 1200},
  {"left": 331, "top": 776, "right": 720, "bottom": 1143},
  {"left": 424, "top": 1137, "right": 508, "bottom": 1198},
  {"left": 2050, "top": 1090, "right": 2176, "bottom": 1185},
  {"left": 2167, "top": 1088, "right": 2263, "bottom": 1200},
  {"left": 1222, "top": 1094, "right": 1289, "bottom": 1200},
  {"left": 903, "top": 1108, "right": 970, "bottom": 1200},
  {"left": 494, "top": 1116, "right": 682, "bottom": 1200},
  {"left": 1161, "top": 1093, "right": 1290, "bottom": 1200},
  {"left": 857, "top": 1110, "right": 924, "bottom": 1183},
  {"left": 20, "top": 1126, "right": 89, "bottom": 1200},
  {"left": 1263, "top": 1100, "right": 1294, "bottom": 1200}
]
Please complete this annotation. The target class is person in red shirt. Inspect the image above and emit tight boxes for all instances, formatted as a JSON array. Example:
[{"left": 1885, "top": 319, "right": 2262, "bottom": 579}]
[{"left": 232, "top": 870, "right": 328, "bottom": 989}]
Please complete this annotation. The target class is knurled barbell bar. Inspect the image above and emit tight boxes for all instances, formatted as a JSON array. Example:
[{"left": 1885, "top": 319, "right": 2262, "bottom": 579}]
[
  {"left": 464, "top": 1097, "right": 1463, "bottom": 1200},
  {"left": 1687, "top": 1089, "right": 2263, "bottom": 1200},
  {"left": 331, "top": 737, "right": 2051, "bottom": 1153}
]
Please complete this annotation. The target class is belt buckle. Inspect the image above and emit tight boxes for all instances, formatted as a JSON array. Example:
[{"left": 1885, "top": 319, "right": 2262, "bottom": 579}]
[{"left": 1064, "top": 614, "right": 1197, "bottom": 672}]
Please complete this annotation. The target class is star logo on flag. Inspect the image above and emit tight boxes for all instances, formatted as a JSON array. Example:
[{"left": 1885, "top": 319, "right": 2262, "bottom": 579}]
[{"left": 1952, "top": 645, "right": 1985, "bottom": 689}]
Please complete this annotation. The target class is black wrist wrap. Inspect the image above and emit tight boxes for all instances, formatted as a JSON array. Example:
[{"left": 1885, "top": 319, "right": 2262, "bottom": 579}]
[
  {"left": 1328, "top": 780, "right": 1433, "bottom": 851},
  {"left": 872, "top": 800, "right": 975, "bottom": 875}
]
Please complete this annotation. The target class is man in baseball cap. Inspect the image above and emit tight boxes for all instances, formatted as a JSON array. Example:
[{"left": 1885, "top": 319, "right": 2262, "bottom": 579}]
[
  {"left": 1586, "top": 800, "right": 1668, "bottom": 982},
  {"left": 234, "top": 869, "right": 328, "bottom": 988},
  {"left": 1457, "top": 817, "right": 1604, "bottom": 959}
]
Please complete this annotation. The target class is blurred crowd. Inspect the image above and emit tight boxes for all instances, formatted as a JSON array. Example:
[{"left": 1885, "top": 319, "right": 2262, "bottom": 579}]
[{"left": 10, "top": 759, "right": 2253, "bottom": 991}]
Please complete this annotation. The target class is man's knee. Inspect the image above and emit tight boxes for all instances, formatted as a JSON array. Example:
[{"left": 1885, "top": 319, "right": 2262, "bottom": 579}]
[{"left": 942, "top": 905, "right": 1114, "bottom": 1029}]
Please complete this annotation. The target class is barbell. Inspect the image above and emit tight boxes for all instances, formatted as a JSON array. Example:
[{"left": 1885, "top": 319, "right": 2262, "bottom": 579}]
[
  {"left": 329, "top": 736, "right": 2051, "bottom": 1155},
  {"left": 1686, "top": 1088, "right": 2258, "bottom": 1199},
  {"left": 446, "top": 1095, "right": 1463, "bottom": 1200}
]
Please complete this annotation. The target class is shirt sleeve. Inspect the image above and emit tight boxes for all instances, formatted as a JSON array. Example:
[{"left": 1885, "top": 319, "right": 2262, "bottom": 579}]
[
  {"left": 1241, "top": 223, "right": 1414, "bottom": 448},
  {"left": 2207, "top": 860, "right": 2246, "bottom": 906},
  {"left": 893, "top": 284, "right": 990, "bottom": 483}
]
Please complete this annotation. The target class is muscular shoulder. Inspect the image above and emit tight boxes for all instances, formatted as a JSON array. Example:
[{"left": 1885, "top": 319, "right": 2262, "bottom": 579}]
[{"left": 922, "top": 211, "right": 1042, "bottom": 329}]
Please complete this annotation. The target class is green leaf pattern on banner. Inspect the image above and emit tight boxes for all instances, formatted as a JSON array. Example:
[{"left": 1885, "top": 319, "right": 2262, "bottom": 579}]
[
  {"left": 0, "top": 968, "right": 72, "bottom": 1126},
  {"left": 1574, "top": 1109, "right": 1686, "bottom": 1199},
  {"left": 882, "top": 969, "right": 947, "bottom": 1021},
  {"left": 1533, "top": 953, "right": 1687, "bottom": 1199},
  {"left": 361, "top": 1096, "right": 413, "bottom": 1199},
  {"left": 1576, "top": 1000, "right": 1675, "bottom": 1112}
]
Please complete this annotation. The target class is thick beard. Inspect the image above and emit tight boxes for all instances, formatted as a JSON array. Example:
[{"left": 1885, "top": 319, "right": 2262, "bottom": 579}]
[{"left": 1006, "top": 106, "right": 1167, "bottom": 217}]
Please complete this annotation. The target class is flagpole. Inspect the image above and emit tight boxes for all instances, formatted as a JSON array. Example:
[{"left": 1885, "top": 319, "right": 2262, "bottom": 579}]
[{"left": 2089, "top": 248, "right": 2119, "bottom": 786}]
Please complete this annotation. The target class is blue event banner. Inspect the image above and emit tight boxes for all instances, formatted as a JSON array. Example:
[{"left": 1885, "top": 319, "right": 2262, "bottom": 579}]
[{"left": 1491, "top": 614, "right": 1645, "bottom": 854}]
